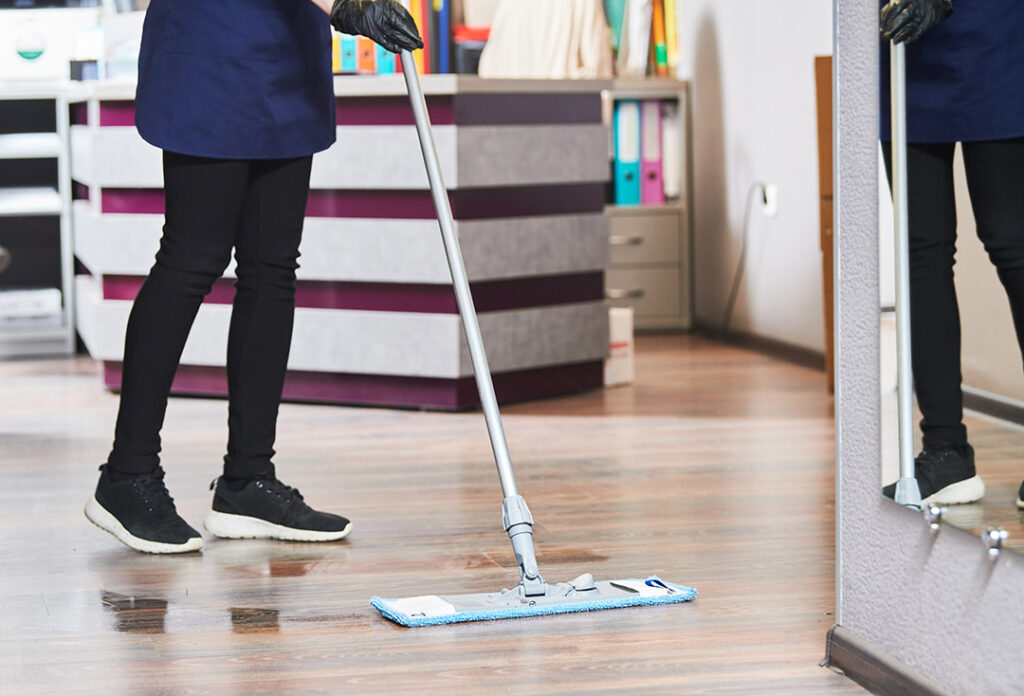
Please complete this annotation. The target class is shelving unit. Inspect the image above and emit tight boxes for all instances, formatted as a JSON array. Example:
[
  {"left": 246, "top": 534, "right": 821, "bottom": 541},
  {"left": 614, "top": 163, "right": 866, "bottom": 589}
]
[
  {"left": 0, "top": 132, "right": 62, "bottom": 160},
  {"left": 602, "top": 79, "right": 693, "bottom": 331},
  {"left": 0, "top": 86, "right": 76, "bottom": 358}
]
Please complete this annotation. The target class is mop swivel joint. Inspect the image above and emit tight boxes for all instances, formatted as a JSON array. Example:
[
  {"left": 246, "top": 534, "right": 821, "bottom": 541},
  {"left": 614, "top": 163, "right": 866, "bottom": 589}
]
[{"left": 502, "top": 495, "right": 546, "bottom": 596}]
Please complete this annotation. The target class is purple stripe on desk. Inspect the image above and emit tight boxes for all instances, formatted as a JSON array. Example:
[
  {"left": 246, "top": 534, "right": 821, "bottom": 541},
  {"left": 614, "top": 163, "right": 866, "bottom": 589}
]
[
  {"left": 306, "top": 184, "right": 606, "bottom": 220},
  {"left": 101, "top": 272, "right": 605, "bottom": 313},
  {"left": 337, "top": 97, "right": 456, "bottom": 126},
  {"left": 100, "top": 101, "right": 136, "bottom": 127},
  {"left": 100, "top": 189, "right": 165, "bottom": 215},
  {"left": 103, "top": 360, "right": 604, "bottom": 410},
  {"left": 79, "top": 94, "right": 601, "bottom": 130},
  {"left": 335, "top": 94, "right": 602, "bottom": 126},
  {"left": 454, "top": 94, "right": 603, "bottom": 126},
  {"left": 99, "top": 183, "right": 606, "bottom": 219}
]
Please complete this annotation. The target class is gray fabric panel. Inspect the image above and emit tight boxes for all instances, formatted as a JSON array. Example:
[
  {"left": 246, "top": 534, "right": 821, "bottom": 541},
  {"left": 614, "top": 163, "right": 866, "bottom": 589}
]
[
  {"left": 80, "top": 283, "right": 609, "bottom": 379},
  {"left": 456, "top": 125, "right": 610, "bottom": 188}
]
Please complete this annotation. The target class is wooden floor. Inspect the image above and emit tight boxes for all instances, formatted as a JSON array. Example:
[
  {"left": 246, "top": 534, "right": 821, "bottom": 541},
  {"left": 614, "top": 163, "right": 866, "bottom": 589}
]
[
  {"left": 881, "top": 393, "right": 1024, "bottom": 554},
  {"left": 0, "top": 335, "right": 864, "bottom": 695}
]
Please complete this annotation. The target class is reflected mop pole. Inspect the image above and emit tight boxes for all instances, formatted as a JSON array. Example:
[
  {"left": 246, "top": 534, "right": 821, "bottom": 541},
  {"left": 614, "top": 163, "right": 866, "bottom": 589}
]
[
  {"left": 400, "top": 51, "right": 546, "bottom": 594},
  {"left": 891, "top": 42, "right": 922, "bottom": 508}
]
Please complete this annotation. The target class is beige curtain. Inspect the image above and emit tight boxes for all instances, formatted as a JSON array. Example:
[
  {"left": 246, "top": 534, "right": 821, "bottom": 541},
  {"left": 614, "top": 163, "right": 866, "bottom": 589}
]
[{"left": 477, "top": 0, "right": 614, "bottom": 79}]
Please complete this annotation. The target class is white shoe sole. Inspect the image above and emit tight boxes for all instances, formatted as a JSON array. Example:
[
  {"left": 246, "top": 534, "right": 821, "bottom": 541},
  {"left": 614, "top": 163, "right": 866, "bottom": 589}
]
[
  {"left": 1017, "top": 496, "right": 1023, "bottom": 510},
  {"left": 84, "top": 496, "right": 203, "bottom": 554},
  {"left": 923, "top": 475, "right": 986, "bottom": 506},
  {"left": 203, "top": 510, "right": 352, "bottom": 542}
]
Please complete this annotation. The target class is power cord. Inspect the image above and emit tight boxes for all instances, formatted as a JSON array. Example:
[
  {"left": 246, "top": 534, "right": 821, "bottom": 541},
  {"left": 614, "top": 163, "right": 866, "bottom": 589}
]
[{"left": 720, "top": 181, "right": 768, "bottom": 335}]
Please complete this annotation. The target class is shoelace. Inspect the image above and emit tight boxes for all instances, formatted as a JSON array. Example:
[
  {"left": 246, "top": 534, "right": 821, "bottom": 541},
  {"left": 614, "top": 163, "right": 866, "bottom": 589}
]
[
  {"left": 211, "top": 475, "right": 305, "bottom": 504},
  {"left": 253, "top": 476, "right": 304, "bottom": 505},
  {"left": 129, "top": 469, "right": 177, "bottom": 514}
]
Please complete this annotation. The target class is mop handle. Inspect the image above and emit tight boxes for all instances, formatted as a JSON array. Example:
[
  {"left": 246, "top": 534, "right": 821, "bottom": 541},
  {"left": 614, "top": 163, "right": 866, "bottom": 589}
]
[
  {"left": 399, "top": 51, "right": 519, "bottom": 499},
  {"left": 891, "top": 42, "right": 920, "bottom": 504}
]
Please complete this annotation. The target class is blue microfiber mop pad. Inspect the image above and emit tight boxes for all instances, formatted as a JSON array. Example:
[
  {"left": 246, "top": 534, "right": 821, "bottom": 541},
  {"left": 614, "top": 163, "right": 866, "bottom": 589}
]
[{"left": 371, "top": 576, "right": 697, "bottom": 627}]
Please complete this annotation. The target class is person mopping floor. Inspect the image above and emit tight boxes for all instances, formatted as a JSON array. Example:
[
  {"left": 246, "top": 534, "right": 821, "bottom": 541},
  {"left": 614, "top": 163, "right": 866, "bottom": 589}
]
[{"left": 85, "top": 0, "right": 423, "bottom": 554}]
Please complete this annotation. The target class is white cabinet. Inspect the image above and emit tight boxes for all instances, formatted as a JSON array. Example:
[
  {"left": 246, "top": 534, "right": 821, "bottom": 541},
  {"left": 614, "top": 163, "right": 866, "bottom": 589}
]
[{"left": 0, "top": 89, "right": 76, "bottom": 358}]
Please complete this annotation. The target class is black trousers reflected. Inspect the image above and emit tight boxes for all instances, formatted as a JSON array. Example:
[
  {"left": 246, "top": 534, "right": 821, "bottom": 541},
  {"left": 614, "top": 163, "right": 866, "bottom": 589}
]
[
  {"left": 107, "top": 151, "right": 313, "bottom": 478},
  {"left": 882, "top": 137, "right": 1024, "bottom": 448}
]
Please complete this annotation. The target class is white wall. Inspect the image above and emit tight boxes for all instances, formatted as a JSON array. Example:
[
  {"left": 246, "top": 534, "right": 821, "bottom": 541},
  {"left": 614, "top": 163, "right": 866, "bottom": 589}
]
[
  {"left": 679, "top": 1, "right": 833, "bottom": 351},
  {"left": 950, "top": 150, "right": 1024, "bottom": 403}
]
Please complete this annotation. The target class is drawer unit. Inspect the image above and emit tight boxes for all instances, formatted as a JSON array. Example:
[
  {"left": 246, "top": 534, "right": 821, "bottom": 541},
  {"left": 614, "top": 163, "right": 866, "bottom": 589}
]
[
  {"left": 607, "top": 266, "right": 681, "bottom": 321},
  {"left": 609, "top": 212, "right": 680, "bottom": 265},
  {"left": 605, "top": 204, "right": 691, "bottom": 330}
]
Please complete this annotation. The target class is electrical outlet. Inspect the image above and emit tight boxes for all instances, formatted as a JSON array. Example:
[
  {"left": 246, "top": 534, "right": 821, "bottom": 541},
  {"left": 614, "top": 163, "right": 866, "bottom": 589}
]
[{"left": 761, "top": 184, "right": 779, "bottom": 218}]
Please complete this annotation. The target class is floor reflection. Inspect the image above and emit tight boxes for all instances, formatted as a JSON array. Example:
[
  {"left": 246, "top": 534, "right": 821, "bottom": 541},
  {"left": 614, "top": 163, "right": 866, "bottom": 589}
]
[
  {"left": 881, "top": 314, "right": 1024, "bottom": 553},
  {"left": 100, "top": 591, "right": 168, "bottom": 634},
  {"left": 229, "top": 607, "right": 280, "bottom": 633}
]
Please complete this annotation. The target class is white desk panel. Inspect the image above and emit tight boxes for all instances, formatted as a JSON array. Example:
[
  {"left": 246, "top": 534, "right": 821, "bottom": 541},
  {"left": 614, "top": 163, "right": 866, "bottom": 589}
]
[
  {"left": 78, "top": 273, "right": 607, "bottom": 379},
  {"left": 74, "top": 203, "right": 608, "bottom": 283},
  {"left": 71, "top": 124, "right": 608, "bottom": 190}
]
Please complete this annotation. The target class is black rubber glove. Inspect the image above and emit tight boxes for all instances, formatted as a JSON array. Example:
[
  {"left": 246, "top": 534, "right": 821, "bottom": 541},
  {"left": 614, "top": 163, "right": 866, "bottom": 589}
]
[
  {"left": 880, "top": 0, "right": 953, "bottom": 44},
  {"left": 330, "top": 0, "right": 423, "bottom": 54}
]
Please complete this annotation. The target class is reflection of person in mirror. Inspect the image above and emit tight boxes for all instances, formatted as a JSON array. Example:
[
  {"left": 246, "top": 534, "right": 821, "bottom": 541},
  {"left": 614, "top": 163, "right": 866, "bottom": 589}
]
[
  {"left": 878, "top": 0, "right": 1024, "bottom": 509},
  {"left": 83, "top": 0, "right": 422, "bottom": 554}
]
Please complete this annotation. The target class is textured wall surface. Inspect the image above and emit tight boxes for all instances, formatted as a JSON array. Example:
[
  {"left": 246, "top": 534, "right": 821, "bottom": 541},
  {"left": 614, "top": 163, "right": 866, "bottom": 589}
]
[{"left": 834, "top": 1, "right": 1024, "bottom": 694}]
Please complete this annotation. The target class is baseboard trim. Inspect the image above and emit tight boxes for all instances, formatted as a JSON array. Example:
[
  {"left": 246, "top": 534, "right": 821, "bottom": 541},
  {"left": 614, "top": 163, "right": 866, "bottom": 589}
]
[
  {"left": 694, "top": 322, "right": 827, "bottom": 371},
  {"left": 824, "top": 625, "right": 953, "bottom": 696},
  {"left": 962, "top": 386, "right": 1024, "bottom": 429}
]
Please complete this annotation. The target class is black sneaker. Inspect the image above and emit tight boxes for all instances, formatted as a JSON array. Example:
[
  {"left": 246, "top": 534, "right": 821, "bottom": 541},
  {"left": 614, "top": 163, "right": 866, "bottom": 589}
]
[
  {"left": 203, "top": 475, "right": 352, "bottom": 542},
  {"left": 882, "top": 444, "right": 985, "bottom": 505},
  {"left": 1017, "top": 481, "right": 1023, "bottom": 510},
  {"left": 85, "top": 465, "right": 203, "bottom": 553}
]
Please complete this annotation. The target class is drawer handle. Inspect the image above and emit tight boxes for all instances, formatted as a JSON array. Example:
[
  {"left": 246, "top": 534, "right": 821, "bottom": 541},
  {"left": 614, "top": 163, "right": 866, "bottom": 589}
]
[
  {"left": 607, "top": 288, "right": 646, "bottom": 300},
  {"left": 610, "top": 235, "right": 645, "bottom": 247},
  {"left": 0, "top": 245, "right": 10, "bottom": 274}
]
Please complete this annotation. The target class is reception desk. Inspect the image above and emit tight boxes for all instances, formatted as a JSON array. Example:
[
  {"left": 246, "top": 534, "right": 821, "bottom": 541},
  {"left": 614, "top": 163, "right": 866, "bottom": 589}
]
[{"left": 70, "top": 75, "right": 611, "bottom": 410}]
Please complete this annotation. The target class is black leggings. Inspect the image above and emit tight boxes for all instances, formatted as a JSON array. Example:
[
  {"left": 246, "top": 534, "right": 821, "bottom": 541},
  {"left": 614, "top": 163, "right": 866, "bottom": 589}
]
[
  {"left": 107, "top": 151, "right": 313, "bottom": 478},
  {"left": 882, "top": 137, "right": 1024, "bottom": 448}
]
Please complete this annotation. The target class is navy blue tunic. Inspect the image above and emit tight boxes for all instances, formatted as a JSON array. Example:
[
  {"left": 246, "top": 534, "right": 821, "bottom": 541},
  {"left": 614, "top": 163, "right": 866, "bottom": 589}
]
[
  {"left": 880, "top": 0, "right": 1024, "bottom": 143},
  {"left": 135, "top": 0, "right": 336, "bottom": 159}
]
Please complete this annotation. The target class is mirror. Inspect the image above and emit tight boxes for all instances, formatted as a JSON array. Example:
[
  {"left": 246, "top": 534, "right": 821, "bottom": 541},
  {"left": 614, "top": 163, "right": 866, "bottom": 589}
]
[{"left": 877, "top": 2, "right": 1024, "bottom": 554}]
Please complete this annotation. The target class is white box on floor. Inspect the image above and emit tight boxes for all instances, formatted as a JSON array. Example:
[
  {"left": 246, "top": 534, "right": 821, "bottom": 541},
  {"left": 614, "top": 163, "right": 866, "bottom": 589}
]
[{"left": 604, "top": 306, "right": 634, "bottom": 387}]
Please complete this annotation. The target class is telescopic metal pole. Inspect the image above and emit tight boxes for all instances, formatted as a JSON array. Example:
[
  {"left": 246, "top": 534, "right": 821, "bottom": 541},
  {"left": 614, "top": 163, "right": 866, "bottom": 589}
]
[
  {"left": 891, "top": 42, "right": 922, "bottom": 508},
  {"left": 400, "top": 51, "right": 545, "bottom": 592}
]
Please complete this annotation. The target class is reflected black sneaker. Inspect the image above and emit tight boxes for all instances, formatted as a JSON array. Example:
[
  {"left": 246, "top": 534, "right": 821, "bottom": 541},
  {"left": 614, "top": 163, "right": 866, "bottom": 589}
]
[
  {"left": 1017, "top": 481, "right": 1023, "bottom": 510},
  {"left": 204, "top": 475, "right": 352, "bottom": 542},
  {"left": 882, "top": 443, "right": 984, "bottom": 505},
  {"left": 85, "top": 465, "right": 203, "bottom": 553}
]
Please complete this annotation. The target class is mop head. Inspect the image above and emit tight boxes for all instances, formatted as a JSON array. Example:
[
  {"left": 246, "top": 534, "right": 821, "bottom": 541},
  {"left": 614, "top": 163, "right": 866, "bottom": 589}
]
[{"left": 371, "top": 575, "right": 697, "bottom": 627}]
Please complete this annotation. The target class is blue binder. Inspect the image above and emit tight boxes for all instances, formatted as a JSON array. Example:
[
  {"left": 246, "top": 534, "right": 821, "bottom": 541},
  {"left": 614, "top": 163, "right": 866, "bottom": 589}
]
[
  {"left": 376, "top": 44, "right": 396, "bottom": 74},
  {"left": 340, "top": 33, "right": 358, "bottom": 73},
  {"left": 614, "top": 100, "right": 642, "bottom": 206},
  {"left": 437, "top": 0, "right": 451, "bottom": 74}
]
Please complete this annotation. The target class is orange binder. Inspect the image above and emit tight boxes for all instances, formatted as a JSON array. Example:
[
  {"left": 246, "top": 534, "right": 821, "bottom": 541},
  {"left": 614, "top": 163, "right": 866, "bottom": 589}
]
[
  {"left": 357, "top": 36, "right": 377, "bottom": 74},
  {"left": 419, "top": 0, "right": 432, "bottom": 74}
]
